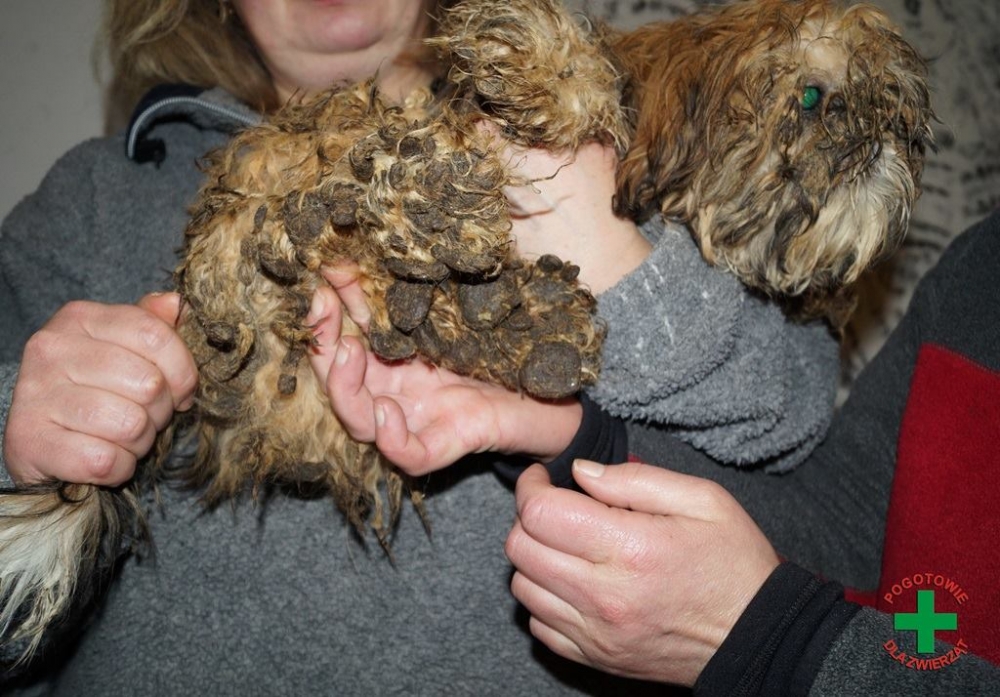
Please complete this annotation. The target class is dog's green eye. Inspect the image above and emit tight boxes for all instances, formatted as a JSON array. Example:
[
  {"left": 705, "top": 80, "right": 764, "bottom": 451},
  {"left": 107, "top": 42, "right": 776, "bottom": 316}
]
[{"left": 802, "top": 86, "right": 822, "bottom": 111}]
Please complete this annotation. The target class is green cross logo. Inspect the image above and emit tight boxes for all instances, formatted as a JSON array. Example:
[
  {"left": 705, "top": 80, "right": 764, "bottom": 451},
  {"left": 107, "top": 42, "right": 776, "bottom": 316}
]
[{"left": 894, "top": 590, "right": 958, "bottom": 654}]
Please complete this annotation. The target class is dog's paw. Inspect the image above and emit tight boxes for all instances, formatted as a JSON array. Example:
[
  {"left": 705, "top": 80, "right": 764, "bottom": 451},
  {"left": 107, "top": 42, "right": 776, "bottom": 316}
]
[
  {"left": 510, "top": 254, "right": 603, "bottom": 398},
  {"left": 381, "top": 254, "right": 603, "bottom": 400}
]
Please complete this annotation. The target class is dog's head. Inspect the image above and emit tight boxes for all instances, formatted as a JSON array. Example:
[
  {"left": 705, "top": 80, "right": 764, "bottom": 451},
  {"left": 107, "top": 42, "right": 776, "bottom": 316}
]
[{"left": 614, "top": 0, "right": 934, "bottom": 324}]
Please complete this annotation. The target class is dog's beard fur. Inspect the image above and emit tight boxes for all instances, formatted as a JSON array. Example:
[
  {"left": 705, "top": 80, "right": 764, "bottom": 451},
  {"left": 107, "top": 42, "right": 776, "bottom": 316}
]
[
  {"left": 614, "top": 0, "right": 934, "bottom": 325},
  {"left": 0, "top": 0, "right": 932, "bottom": 666}
]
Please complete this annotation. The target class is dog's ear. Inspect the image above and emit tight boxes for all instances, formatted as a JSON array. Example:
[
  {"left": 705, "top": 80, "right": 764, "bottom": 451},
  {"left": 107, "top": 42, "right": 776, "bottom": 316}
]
[
  {"left": 612, "top": 24, "right": 703, "bottom": 222},
  {"left": 610, "top": 19, "right": 749, "bottom": 224}
]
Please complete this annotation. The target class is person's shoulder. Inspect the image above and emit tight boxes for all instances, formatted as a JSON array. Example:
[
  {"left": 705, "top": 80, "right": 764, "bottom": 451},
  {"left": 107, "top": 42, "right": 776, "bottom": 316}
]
[
  {"left": 923, "top": 209, "right": 1000, "bottom": 286},
  {"left": 124, "top": 84, "right": 261, "bottom": 167},
  {"left": 43, "top": 133, "right": 128, "bottom": 180}
]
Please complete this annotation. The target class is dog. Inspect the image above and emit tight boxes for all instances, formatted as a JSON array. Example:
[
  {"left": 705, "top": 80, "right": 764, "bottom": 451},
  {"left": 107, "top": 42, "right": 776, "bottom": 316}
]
[
  {"left": 611, "top": 0, "right": 934, "bottom": 323},
  {"left": 0, "top": 0, "right": 931, "bottom": 665}
]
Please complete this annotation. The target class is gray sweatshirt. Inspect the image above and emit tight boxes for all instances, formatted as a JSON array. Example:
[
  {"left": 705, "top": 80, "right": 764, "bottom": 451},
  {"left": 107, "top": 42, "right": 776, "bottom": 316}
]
[{"left": 0, "top": 87, "right": 849, "bottom": 695}]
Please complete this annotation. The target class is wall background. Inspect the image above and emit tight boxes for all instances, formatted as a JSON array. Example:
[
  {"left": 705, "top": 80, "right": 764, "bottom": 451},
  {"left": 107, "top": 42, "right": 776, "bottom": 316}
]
[{"left": 0, "top": 0, "right": 106, "bottom": 221}]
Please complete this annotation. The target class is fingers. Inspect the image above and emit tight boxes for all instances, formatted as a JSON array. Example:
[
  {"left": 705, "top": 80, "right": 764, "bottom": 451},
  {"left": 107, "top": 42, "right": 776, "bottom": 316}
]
[
  {"left": 60, "top": 298, "right": 198, "bottom": 411},
  {"left": 47, "top": 384, "right": 158, "bottom": 460},
  {"left": 135, "top": 293, "right": 197, "bottom": 412},
  {"left": 369, "top": 397, "right": 435, "bottom": 473},
  {"left": 528, "top": 617, "right": 587, "bottom": 666},
  {"left": 305, "top": 284, "right": 345, "bottom": 391},
  {"left": 17, "top": 422, "right": 138, "bottom": 486},
  {"left": 572, "top": 459, "right": 733, "bottom": 521},
  {"left": 320, "top": 263, "right": 370, "bottom": 332},
  {"left": 511, "top": 464, "right": 626, "bottom": 563},
  {"left": 59, "top": 337, "right": 176, "bottom": 432},
  {"left": 510, "top": 570, "right": 590, "bottom": 664},
  {"left": 324, "top": 336, "right": 378, "bottom": 442},
  {"left": 136, "top": 291, "right": 181, "bottom": 325},
  {"left": 506, "top": 515, "right": 600, "bottom": 604}
]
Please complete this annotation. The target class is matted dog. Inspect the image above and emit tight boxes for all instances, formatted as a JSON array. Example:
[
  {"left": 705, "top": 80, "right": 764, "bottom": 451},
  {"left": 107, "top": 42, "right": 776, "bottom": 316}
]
[{"left": 0, "top": 0, "right": 932, "bottom": 664}]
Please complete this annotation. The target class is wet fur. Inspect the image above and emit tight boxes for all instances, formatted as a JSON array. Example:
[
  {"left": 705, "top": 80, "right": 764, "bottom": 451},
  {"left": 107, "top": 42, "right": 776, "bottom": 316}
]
[{"left": 613, "top": 0, "right": 933, "bottom": 324}]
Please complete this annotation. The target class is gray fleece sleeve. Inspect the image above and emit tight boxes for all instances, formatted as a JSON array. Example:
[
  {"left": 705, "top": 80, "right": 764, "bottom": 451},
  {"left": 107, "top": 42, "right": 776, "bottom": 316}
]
[
  {"left": 811, "top": 609, "right": 1000, "bottom": 695},
  {"left": 0, "top": 364, "right": 17, "bottom": 487},
  {"left": 0, "top": 140, "right": 99, "bottom": 488},
  {"left": 590, "top": 218, "right": 838, "bottom": 472}
]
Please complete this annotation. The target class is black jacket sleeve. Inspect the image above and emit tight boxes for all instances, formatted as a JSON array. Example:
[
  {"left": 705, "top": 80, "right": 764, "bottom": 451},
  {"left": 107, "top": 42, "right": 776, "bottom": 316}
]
[
  {"left": 694, "top": 562, "right": 860, "bottom": 696},
  {"left": 493, "top": 393, "right": 627, "bottom": 487}
]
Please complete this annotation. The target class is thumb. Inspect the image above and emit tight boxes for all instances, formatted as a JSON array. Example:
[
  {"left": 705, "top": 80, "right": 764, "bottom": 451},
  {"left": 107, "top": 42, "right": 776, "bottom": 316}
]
[
  {"left": 304, "top": 284, "right": 344, "bottom": 393},
  {"left": 137, "top": 291, "right": 182, "bottom": 326},
  {"left": 571, "top": 460, "right": 725, "bottom": 521}
]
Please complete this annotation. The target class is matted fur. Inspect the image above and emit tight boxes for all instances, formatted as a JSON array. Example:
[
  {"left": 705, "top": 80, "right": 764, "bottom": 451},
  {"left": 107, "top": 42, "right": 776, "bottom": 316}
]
[
  {"left": 172, "top": 0, "right": 624, "bottom": 534},
  {"left": 0, "top": 0, "right": 932, "bottom": 666},
  {"left": 0, "top": 483, "right": 143, "bottom": 664},
  {"left": 613, "top": 0, "right": 933, "bottom": 323},
  {"left": 0, "top": 0, "right": 623, "bottom": 665}
]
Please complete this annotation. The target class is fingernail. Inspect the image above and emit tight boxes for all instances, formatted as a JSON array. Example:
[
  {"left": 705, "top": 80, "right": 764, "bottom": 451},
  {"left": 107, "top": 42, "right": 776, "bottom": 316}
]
[
  {"left": 306, "top": 292, "right": 325, "bottom": 326},
  {"left": 335, "top": 339, "right": 350, "bottom": 366},
  {"left": 374, "top": 404, "right": 386, "bottom": 427},
  {"left": 573, "top": 459, "right": 605, "bottom": 478}
]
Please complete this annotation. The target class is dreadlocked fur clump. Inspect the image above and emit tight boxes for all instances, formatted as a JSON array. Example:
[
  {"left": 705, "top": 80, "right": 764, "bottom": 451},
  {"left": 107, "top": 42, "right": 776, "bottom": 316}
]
[
  {"left": 175, "top": 82, "right": 613, "bottom": 536},
  {"left": 613, "top": 0, "right": 934, "bottom": 325}
]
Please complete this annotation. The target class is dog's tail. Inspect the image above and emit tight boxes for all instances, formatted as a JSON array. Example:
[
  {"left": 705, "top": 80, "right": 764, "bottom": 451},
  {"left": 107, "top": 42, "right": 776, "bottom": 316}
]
[{"left": 0, "top": 483, "right": 142, "bottom": 666}]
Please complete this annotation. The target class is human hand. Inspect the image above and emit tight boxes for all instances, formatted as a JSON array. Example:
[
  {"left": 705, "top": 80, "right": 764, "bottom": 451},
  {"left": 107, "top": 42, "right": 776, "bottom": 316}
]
[
  {"left": 306, "top": 267, "right": 584, "bottom": 476},
  {"left": 505, "top": 460, "right": 780, "bottom": 687},
  {"left": 3, "top": 294, "right": 198, "bottom": 486},
  {"left": 499, "top": 136, "right": 652, "bottom": 295}
]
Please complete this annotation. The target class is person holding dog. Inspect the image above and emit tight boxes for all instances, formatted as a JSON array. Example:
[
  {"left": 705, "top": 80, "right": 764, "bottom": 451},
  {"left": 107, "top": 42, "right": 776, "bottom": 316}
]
[
  {"left": 501, "top": 208, "right": 1000, "bottom": 694},
  {"left": 321, "top": 209, "right": 1000, "bottom": 695},
  {"left": 0, "top": 0, "right": 849, "bottom": 693}
]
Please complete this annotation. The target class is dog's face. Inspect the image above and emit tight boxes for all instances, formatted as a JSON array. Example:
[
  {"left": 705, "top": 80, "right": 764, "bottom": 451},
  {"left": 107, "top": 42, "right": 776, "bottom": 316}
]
[{"left": 614, "top": 0, "right": 934, "bottom": 322}]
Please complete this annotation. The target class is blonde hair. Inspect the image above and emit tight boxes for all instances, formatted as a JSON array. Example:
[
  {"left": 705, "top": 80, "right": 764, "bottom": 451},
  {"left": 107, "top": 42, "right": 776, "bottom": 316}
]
[
  {"left": 101, "top": 0, "right": 454, "bottom": 124},
  {"left": 103, "top": 0, "right": 275, "bottom": 121}
]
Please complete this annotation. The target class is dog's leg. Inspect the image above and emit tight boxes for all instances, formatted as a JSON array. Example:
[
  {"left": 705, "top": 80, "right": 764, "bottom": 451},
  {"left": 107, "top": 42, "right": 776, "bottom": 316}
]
[
  {"left": 177, "top": 85, "right": 418, "bottom": 535},
  {"left": 361, "top": 0, "right": 619, "bottom": 398}
]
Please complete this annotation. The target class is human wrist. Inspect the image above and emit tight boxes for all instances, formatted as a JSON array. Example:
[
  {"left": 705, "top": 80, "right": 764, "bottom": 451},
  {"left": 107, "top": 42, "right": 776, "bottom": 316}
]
[
  {"left": 694, "top": 562, "right": 859, "bottom": 696},
  {"left": 543, "top": 393, "right": 628, "bottom": 488},
  {"left": 494, "top": 393, "right": 583, "bottom": 463}
]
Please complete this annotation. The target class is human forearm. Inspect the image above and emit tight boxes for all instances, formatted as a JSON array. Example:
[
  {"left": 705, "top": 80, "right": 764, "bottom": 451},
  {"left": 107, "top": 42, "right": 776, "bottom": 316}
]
[
  {"left": 592, "top": 219, "right": 839, "bottom": 471},
  {"left": 694, "top": 562, "right": 860, "bottom": 696}
]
